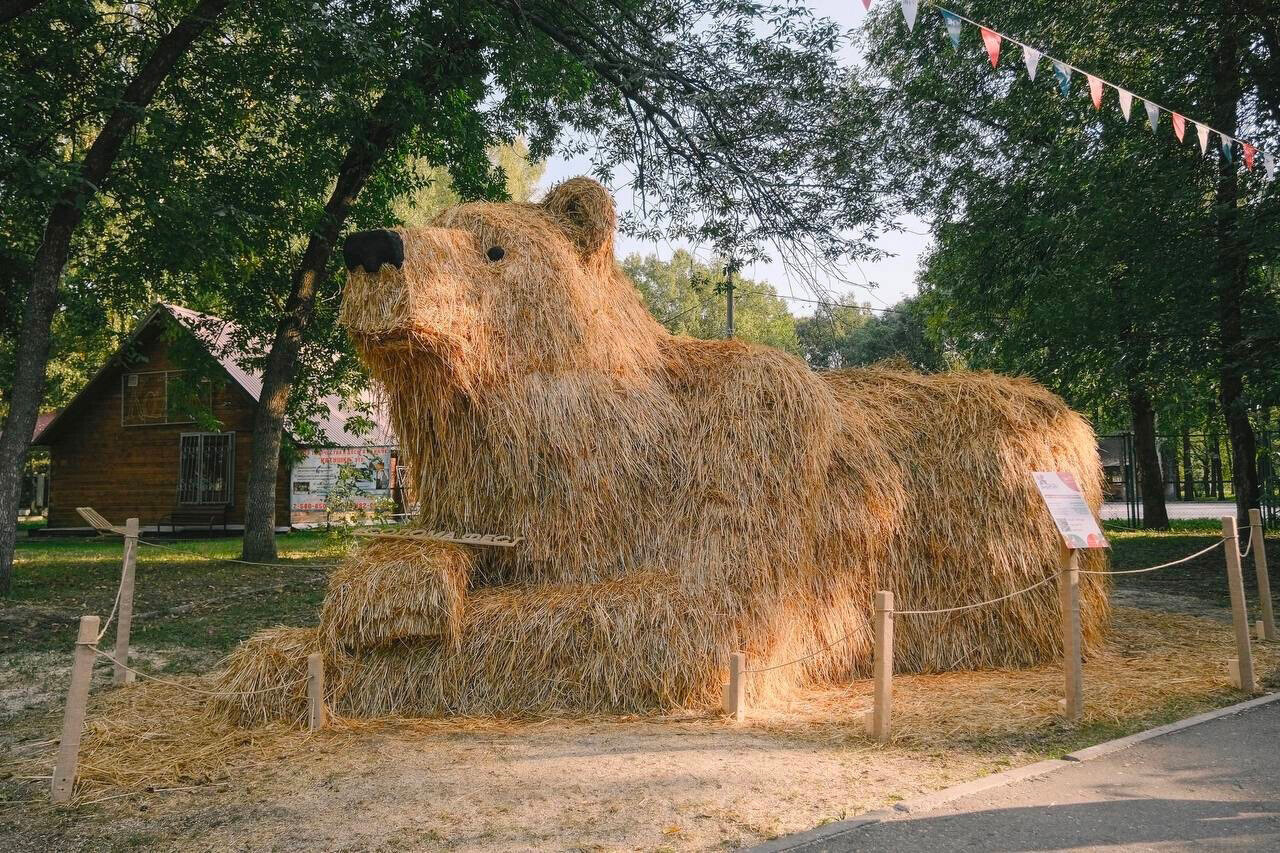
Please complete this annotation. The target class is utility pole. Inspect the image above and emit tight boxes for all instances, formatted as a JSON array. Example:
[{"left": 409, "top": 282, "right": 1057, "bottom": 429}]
[{"left": 721, "top": 257, "right": 739, "bottom": 338}]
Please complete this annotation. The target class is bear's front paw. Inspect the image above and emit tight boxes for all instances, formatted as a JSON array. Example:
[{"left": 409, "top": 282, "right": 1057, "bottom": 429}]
[{"left": 319, "top": 537, "right": 472, "bottom": 652}]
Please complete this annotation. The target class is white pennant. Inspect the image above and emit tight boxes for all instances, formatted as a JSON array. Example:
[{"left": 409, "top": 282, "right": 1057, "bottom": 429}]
[
  {"left": 900, "top": 0, "right": 919, "bottom": 31},
  {"left": 1022, "top": 45, "right": 1041, "bottom": 80},
  {"left": 1196, "top": 122, "right": 1210, "bottom": 154},
  {"left": 1116, "top": 88, "right": 1133, "bottom": 121},
  {"left": 1267, "top": 151, "right": 1277, "bottom": 182},
  {"left": 1144, "top": 99, "right": 1160, "bottom": 132}
]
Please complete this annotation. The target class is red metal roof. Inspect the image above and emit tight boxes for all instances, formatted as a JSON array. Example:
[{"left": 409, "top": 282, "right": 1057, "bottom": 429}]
[{"left": 33, "top": 303, "right": 394, "bottom": 448}]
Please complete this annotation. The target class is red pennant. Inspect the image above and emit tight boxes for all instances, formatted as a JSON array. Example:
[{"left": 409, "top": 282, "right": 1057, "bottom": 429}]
[
  {"left": 1243, "top": 142, "right": 1257, "bottom": 170},
  {"left": 981, "top": 27, "right": 1001, "bottom": 67},
  {"left": 1086, "top": 75, "right": 1103, "bottom": 109},
  {"left": 1171, "top": 113, "right": 1186, "bottom": 142},
  {"left": 861, "top": 0, "right": 872, "bottom": 8}
]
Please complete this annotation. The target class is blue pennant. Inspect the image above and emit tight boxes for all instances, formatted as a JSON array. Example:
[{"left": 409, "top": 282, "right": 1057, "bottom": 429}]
[
  {"left": 1052, "top": 61, "right": 1072, "bottom": 97},
  {"left": 941, "top": 11, "right": 963, "bottom": 51}
]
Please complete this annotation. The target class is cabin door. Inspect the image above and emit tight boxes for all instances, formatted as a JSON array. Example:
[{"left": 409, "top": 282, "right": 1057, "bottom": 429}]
[{"left": 178, "top": 432, "right": 235, "bottom": 504}]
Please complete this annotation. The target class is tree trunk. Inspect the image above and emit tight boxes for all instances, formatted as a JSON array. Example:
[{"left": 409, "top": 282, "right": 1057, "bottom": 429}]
[
  {"left": 1182, "top": 430, "right": 1196, "bottom": 500},
  {"left": 0, "top": 0, "right": 233, "bottom": 595},
  {"left": 240, "top": 36, "right": 481, "bottom": 560},
  {"left": 1210, "top": 6, "right": 1261, "bottom": 527},
  {"left": 239, "top": 142, "right": 402, "bottom": 561},
  {"left": 1129, "top": 384, "right": 1170, "bottom": 529}
]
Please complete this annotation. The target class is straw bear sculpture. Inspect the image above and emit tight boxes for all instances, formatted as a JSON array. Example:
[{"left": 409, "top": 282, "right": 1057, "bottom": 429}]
[{"left": 214, "top": 178, "right": 1108, "bottom": 724}]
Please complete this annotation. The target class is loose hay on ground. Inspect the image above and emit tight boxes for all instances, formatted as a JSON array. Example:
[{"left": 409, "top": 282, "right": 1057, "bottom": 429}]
[
  {"left": 30, "top": 606, "right": 1274, "bottom": 805},
  {"left": 211, "top": 626, "right": 318, "bottom": 726}
]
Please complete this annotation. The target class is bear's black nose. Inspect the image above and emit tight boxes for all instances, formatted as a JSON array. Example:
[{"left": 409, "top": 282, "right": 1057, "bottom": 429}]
[{"left": 342, "top": 229, "right": 404, "bottom": 274}]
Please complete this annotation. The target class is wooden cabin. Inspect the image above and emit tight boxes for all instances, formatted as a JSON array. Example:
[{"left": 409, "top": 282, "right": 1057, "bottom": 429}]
[{"left": 32, "top": 303, "right": 397, "bottom": 533}]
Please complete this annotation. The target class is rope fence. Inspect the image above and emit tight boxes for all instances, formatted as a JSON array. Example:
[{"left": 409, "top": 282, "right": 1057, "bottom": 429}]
[
  {"left": 895, "top": 573, "right": 1059, "bottom": 616},
  {"left": 1240, "top": 525, "right": 1255, "bottom": 559},
  {"left": 1077, "top": 538, "right": 1225, "bottom": 575},
  {"left": 47, "top": 510, "right": 341, "bottom": 803},
  {"left": 744, "top": 622, "right": 872, "bottom": 674},
  {"left": 722, "top": 514, "right": 1276, "bottom": 742},
  {"left": 44, "top": 508, "right": 1278, "bottom": 801},
  {"left": 135, "top": 537, "right": 344, "bottom": 569},
  {"left": 89, "top": 647, "right": 306, "bottom": 698}
]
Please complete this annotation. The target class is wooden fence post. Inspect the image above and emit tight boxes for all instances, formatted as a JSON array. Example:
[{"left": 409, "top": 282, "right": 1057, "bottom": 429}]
[
  {"left": 722, "top": 651, "right": 746, "bottom": 722},
  {"left": 51, "top": 615, "right": 99, "bottom": 804},
  {"left": 1222, "top": 516, "right": 1257, "bottom": 692},
  {"left": 307, "top": 653, "right": 328, "bottom": 730},
  {"left": 1249, "top": 509, "right": 1275, "bottom": 642},
  {"left": 868, "top": 590, "right": 894, "bottom": 743},
  {"left": 1059, "top": 549, "right": 1083, "bottom": 721},
  {"left": 113, "top": 518, "right": 139, "bottom": 685}
]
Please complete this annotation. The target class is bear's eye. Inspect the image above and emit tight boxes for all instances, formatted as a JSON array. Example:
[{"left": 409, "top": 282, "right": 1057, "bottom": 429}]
[{"left": 486, "top": 246, "right": 505, "bottom": 262}]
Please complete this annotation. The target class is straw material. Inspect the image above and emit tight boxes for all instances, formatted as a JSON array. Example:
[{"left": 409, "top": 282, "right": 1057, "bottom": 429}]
[
  {"left": 214, "top": 626, "right": 317, "bottom": 726},
  {"left": 29, "top": 607, "right": 1274, "bottom": 805},
  {"left": 319, "top": 539, "right": 471, "bottom": 651},
  {"left": 215, "top": 177, "right": 1109, "bottom": 721}
]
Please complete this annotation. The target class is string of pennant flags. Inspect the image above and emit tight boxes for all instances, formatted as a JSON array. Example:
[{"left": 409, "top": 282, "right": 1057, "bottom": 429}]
[{"left": 859, "top": 0, "right": 1277, "bottom": 183}]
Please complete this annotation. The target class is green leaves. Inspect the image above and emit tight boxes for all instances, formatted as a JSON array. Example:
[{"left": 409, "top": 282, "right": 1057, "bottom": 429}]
[{"left": 622, "top": 250, "right": 800, "bottom": 354}]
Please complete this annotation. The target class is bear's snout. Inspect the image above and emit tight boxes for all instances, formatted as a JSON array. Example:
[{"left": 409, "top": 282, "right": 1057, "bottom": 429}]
[{"left": 343, "top": 229, "right": 404, "bottom": 274}]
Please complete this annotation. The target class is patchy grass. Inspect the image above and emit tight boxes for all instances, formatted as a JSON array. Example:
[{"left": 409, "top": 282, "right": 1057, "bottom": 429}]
[
  {"left": 1105, "top": 523, "right": 1278, "bottom": 612},
  {"left": 2, "top": 532, "right": 347, "bottom": 660}
]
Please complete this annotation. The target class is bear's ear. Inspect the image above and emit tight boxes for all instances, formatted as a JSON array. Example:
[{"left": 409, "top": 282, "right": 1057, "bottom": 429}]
[{"left": 540, "top": 177, "right": 615, "bottom": 258}]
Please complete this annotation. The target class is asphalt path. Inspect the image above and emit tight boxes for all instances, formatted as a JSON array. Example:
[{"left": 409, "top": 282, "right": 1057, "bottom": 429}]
[{"left": 776, "top": 701, "right": 1280, "bottom": 852}]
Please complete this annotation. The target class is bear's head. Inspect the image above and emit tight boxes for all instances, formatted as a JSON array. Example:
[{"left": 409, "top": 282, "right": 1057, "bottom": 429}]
[{"left": 340, "top": 178, "right": 664, "bottom": 394}]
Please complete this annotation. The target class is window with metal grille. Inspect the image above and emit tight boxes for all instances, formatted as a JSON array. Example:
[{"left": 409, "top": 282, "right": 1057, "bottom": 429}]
[{"left": 178, "top": 433, "right": 234, "bottom": 504}]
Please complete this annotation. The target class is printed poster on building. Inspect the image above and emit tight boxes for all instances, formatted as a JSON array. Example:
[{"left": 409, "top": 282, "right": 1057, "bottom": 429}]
[
  {"left": 291, "top": 446, "right": 393, "bottom": 513},
  {"left": 1032, "top": 471, "right": 1109, "bottom": 549}
]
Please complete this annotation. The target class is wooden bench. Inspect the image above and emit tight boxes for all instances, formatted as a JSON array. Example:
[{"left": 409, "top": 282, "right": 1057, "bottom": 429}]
[{"left": 158, "top": 505, "right": 230, "bottom": 534}]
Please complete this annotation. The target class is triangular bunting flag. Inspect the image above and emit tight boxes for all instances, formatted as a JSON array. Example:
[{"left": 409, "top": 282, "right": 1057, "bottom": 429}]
[
  {"left": 900, "top": 0, "right": 918, "bottom": 31},
  {"left": 1144, "top": 99, "right": 1159, "bottom": 132},
  {"left": 862, "top": 0, "right": 872, "bottom": 9},
  {"left": 1086, "top": 74, "right": 1103, "bottom": 109},
  {"left": 1267, "top": 151, "right": 1277, "bottom": 182},
  {"left": 1052, "top": 61, "right": 1072, "bottom": 97},
  {"left": 1196, "top": 122, "right": 1210, "bottom": 153},
  {"left": 1243, "top": 142, "right": 1256, "bottom": 171},
  {"left": 941, "top": 10, "right": 962, "bottom": 51},
  {"left": 1117, "top": 88, "right": 1133, "bottom": 120},
  {"left": 1022, "top": 45, "right": 1041, "bottom": 80},
  {"left": 1221, "top": 139, "right": 1234, "bottom": 163},
  {"left": 1171, "top": 113, "right": 1186, "bottom": 142},
  {"left": 981, "top": 27, "right": 1001, "bottom": 67}
]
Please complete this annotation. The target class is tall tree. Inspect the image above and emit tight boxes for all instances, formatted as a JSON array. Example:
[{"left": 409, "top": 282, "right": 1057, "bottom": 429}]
[
  {"left": 860, "top": 0, "right": 1278, "bottom": 526},
  {"left": 240, "top": 10, "right": 500, "bottom": 559},
  {"left": 623, "top": 250, "right": 799, "bottom": 353},
  {"left": 0, "top": 0, "right": 236, "bottom": 594},
  {"left": 796, "top": 296, "right": 946, "bottom": 372}
]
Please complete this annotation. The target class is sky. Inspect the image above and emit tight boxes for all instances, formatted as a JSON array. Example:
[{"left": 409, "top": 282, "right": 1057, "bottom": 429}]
[{"left": 535, "top": 1, "right": 931, "bottom": 316}]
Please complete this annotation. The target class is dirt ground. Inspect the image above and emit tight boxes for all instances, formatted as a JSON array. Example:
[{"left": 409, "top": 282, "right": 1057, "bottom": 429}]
[{"left": 3, "top": 603, "right": 1278, "bottom": 852}]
